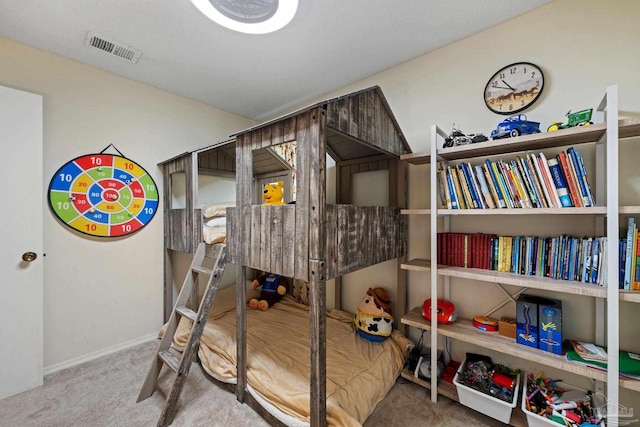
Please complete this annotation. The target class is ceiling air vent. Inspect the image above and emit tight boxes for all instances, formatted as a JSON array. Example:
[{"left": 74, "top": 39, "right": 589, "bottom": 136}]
[{"left": 84, "top": 32, "right": 142, "bottom": 64}]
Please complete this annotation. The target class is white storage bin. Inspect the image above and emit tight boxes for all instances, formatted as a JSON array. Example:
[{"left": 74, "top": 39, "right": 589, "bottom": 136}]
[
  {"left": 520, "top": 375, "right": 604, "bottom": 427},
  {"left": 453, "top": 358, "right": 520, "bottom": 424}
]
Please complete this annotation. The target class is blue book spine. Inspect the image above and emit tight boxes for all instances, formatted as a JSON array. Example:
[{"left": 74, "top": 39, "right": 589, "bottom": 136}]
[
  {"left": 547, "top": 158, "right": 573, "bottom": 207},
  {"left": 485, "top": 160, "right": 507, "bottom": 208},
  {"left": 583, "top": 238, "right": 593, "bottom": 282},
  {"left": 591, "top": 238, "right": 600, "bottom": 284},
  {"left": 620, "top": 239, "right": 627, "bottom": 289},
  {"left": 461, "top": 163, "right": 480, "bottom": 208},
  {"left": 572, "top": 147, "right": 595, "bottom": 207},
  {"left": 446, "top": 168, "right": 459, "bottom": 209},
  {"left": 567, "top": 147, "right": 592, "bottom": 207},
  {"left": 624, "top": 218, "right": 635, "bottom": 290},
  {"left": 474, "top": 164, "right": 494, "bottom": 208}
]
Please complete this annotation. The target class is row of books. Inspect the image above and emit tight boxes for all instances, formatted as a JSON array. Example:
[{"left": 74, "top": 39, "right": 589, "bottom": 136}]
[
  {"left": 621, "top": 217, "right": 640, "bottom": 290},
  {"left": 437, "top": 232, "right": 611, "bottom": 286},
  {"left": 436, "top": 147, "right": 594, "bottom": 209}
]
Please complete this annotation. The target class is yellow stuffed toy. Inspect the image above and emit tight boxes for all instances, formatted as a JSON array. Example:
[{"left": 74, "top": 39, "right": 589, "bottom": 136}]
[{"left": 263, "top": 181, "right": 285, "bottom": 205}]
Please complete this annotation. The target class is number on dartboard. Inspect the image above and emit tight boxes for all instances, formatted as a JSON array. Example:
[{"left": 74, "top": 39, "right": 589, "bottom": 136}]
[
  {"left": 144, "top": 207, "right": 154, "bottom": 214},
  {"left": 60, "top": 174, "right": 72, "bottom": 182},
  {"left": 57, "top": 202, "right": 70, "bottom": 210},
  {"left": 121, "top": 224, "right": 132, "bottom": 233},
  {"left": 91, "top": 157, "right": 102, "bottom": 165}
]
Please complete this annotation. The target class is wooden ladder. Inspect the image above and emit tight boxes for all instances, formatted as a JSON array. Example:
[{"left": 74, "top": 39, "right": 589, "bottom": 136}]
[{"left": 137, "top": 243, "right": 228, "bottom": 427}]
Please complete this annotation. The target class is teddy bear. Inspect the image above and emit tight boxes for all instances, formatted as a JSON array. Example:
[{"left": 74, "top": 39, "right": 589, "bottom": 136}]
[
  {"left": 354, "top": 287, "right": 394, "bottom": 342},
  {"left": 263, "top": 181, "right": 285, "bottom": 205},
  {"left": 248, "top": 272, "right": 287, "bottom": 311}
]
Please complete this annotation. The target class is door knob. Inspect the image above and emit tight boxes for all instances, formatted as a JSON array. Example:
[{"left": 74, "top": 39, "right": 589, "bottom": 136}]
[{"left": 22, "top": 252, "right": 37, "bottom": 262}]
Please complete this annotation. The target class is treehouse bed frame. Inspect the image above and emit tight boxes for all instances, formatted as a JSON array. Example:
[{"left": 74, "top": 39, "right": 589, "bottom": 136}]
[{"left": 159, "top": 86, "right": 412, "bottom": 426}]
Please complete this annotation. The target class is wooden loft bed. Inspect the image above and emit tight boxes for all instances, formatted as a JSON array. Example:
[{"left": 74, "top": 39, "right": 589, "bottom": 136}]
[
  {"left": 227, "top": 85, "right": 412, "bottom": 426},
  {"left": 158, "top": 139, "right": 293, "bottom": 320}
]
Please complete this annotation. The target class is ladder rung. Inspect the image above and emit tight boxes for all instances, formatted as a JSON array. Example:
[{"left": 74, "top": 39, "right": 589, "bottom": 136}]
[
  {"left": 158, "top": 347, "right": 183, "bottom": 373},
  {"left": 176, "top": 305, "right": 197, "bottom": 321},
  {"left": 192, "top": 265, "right": 212, "bottom": 275}
]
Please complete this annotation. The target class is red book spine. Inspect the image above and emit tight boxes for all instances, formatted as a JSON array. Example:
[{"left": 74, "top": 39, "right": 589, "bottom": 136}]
[{"left": 557, "top": 151, "right": 582, "bottom": 207}]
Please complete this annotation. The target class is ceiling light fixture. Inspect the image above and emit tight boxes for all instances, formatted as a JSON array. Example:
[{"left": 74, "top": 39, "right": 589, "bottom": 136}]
[{"left": 191, "top": 0, "right": 298, "bottom": 35}]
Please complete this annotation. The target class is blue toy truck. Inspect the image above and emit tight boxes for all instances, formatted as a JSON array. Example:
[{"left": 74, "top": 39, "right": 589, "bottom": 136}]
[{"left": 490, "top": 114, "right": 541, "bottom": 139}]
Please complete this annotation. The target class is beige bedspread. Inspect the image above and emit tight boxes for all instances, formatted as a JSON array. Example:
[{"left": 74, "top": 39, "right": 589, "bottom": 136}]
[{"left": 172, "top": 287, "right": 411, "bottom": 426}]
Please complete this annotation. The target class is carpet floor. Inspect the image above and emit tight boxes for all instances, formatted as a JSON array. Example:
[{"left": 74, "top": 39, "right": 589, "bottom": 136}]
[{"left": 0, "top": 340, "right": 508, "bottom": 426}]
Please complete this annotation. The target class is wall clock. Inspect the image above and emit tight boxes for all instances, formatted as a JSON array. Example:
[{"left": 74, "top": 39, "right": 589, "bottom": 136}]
[
  {"left": 48, "top": 146, "right": 159, "bottom": 238},
  {"left": 484, "top": 62, "right": 544, "bottom": 115}
]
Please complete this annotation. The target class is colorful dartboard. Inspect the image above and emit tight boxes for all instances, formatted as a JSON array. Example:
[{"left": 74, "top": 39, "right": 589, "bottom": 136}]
[{"left": 48, "top": 152, "right": 159, "bottom": 237}]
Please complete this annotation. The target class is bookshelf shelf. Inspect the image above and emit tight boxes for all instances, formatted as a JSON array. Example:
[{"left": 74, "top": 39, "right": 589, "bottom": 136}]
[
  {"left": 399, "top": 87, "right": 640, "bottom": 417},
  {"left": 399, "top": 260, "right": 640, "bottom": 300},
  {"left": 400, "top": 118, "right": 640, "bottom": 165},
  {"left": 401, "top": 308, "right": 640, "bottom": 393}
]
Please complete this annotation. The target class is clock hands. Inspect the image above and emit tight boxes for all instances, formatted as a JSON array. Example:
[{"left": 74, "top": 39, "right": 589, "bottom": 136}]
[{"left": 501, "top": 79, "right": 516, "bottom": 91}]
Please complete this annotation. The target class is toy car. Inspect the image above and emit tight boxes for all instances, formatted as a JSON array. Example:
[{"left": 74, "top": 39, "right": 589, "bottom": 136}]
[
  {"left": 443, "top": 126, "right": 489, "bottom": 148},
  {"left": 547, "top": 108, "right": 593, "bottom": 132},
  {"left": 490, "top": 114, "right": 541, "bottom": 139}
]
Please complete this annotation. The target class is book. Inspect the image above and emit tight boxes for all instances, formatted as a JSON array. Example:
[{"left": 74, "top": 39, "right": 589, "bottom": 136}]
[
  {"left": 632, "top": 227, "right": 639, "bottom": 289},
  {"left": 455, "top": 164, "right": 474, "bottom": 209},
  {"left": 538, "top": 152, "right": 562, "bottom": 208},
  {"left": 474, "top": 164, "right": 496, "bottom": 209},
  {"left": 568, "top": 340, "right": 608, "bottom": 362},
  {"left": 529, "top": 152, "right": 554, "bottom": 207},
  {"left": 521, "top": 154, "right": 546, "bottom": 208},
  {"left": 547, "top": 156, "right": 573, "bottom": 207},
  {"left": 490, "top": 161, "right": 513, "bottom": 208},
  {"left": 557, "top": 151, "right": 582, "bottom": 207},
  {"left": 445, "top": 167, "right": 458, "bottom": 209},
  {"left": 635, "top": 234, "right": 640, "bottom": 290},
  {"left": 509, "top": 160, "right": 532, "bottom": 208},
  {"left": 624, "top": 217, "right": 635, "bottom": 290},
  {"left": 573, "top": 148, "right": 595, "bottom": 207},
  {"left": 450, "top": 165, "right": 465, "bottom": 209},
  {"left": 485, "top": 160, "right": 507, "bottom": 208},
  {"left": 567, "top": 147, "right": 592, "bottom": 207},
  {"left": 481, "top": 164, "right": 503, "bottom": 208}
]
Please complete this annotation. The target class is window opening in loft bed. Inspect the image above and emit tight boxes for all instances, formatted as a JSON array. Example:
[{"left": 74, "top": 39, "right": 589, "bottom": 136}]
[{"left": 170, "top": 172, "right": 186, "bottom": 209}]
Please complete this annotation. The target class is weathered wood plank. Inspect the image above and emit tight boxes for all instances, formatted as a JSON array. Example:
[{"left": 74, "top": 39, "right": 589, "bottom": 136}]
[
  {"left": 272, "top": 121, "right": 284, "bottom": 146},
  {"left": 325, "top": 205, "right": 337, "bottom": 280},
  {"left": 260, "top": 205, "right": 271, "bottom": 272},
  {"left": 282, "top": 205, "right": 296, "bottom": 278},
  {"left": 295, "top": 111, "right": 310, "bottom": 281},
  {"left": 270, "top": 205, "right": 283, "bottom": 274},
  {"left": 308, "top": 258, "right": 326, "bottom": 427},
  {"left": 308, "top": 108, "right": 326, "bottom": 260},
  {"left": 261, "top": 124, "right": 272, "bottom": 148},
  {"left": 251, "top": 205, "right": 262, "bottom": 270},
  {"left": 283, "top": 116, "right": 296, "bottom": 142}
]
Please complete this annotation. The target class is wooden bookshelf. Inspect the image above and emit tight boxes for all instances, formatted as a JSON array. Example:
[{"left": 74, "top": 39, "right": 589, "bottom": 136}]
[{"left": 401, "top": 307, "right": 640, "bottom": 393}]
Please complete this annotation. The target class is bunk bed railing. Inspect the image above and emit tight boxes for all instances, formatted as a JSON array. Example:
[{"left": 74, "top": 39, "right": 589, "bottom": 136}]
[{"left": 226, "top": 204, "right": 405, "bottom": 281}]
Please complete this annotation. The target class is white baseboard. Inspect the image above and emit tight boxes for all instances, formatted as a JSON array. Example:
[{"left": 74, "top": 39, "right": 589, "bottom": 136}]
[{"left": 44, "top": 333, "right": 159, "bottom": 376}]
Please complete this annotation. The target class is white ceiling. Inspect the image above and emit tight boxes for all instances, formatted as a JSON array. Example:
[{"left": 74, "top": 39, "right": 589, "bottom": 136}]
[{"left": 0, "top": 0, "right": 552, "bottom": 120}]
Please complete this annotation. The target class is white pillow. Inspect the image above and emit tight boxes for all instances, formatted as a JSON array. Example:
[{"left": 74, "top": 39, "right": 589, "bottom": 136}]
[
  {"left": 206, "top": 217, "right": 226, "bottom": 227},
  {"left": 202, "top": 203, "right": 234, "bottom": 218}
]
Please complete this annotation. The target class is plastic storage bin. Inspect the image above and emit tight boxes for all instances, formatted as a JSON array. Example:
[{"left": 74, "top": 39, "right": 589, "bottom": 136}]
[
  {"left": 521, "top": 375, "right": 605, "bottom": 427},
  {"left": 453, "top": 358, "right": 520, "bottom": 424}
]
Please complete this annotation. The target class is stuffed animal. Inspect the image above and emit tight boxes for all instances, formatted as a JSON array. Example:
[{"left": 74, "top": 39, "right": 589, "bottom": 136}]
[
  {"left": 249, "top": 272, "right": 287, "bottom": 311},
  {"left": 263, "top": 181, "right": 285, "bottom": 205},
  {"left": 354, "top": 287, "right": 394, "bottom": 342}
]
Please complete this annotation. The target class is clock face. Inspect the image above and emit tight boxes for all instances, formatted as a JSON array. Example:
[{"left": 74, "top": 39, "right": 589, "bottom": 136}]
[{"left": 484, "top": 62, "right": 544, "bottom": 115}]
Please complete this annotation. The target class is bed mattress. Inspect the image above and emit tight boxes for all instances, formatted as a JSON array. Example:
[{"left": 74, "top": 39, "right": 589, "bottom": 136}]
[{"left": 171, "top": 288, "right": 410, "bottom": 426}]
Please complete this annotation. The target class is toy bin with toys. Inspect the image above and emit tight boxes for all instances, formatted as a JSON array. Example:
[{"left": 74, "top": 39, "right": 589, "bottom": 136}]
[
  {"left": 521, "top": 372, "right": 605, "bottom": 427},
  {"left": 453, "top": 355, "right": 520, "bottom": 424}
]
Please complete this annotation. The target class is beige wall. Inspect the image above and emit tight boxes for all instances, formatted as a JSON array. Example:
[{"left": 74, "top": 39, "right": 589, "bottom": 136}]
[
  {"left": 328, "top": 0, "right": 640, "bottom": 412},
  {"left": 0, "top": 37, "right": 254, "bottom": 371}
]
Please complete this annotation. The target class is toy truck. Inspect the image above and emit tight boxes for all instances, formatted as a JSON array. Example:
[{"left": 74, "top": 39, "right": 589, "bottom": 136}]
[
  {"left": 490, "top": 114, "right": 541, "bottom": 139},
  {"left": 547, "top": 109, "right": 593, "bottom": 132}
]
